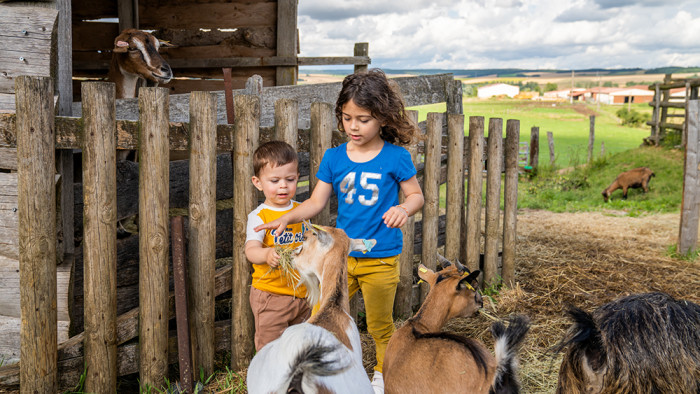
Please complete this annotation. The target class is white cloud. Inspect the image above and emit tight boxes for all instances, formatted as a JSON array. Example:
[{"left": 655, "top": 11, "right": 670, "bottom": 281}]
[{"left": 297, "top": 0, "right": 700, "bottom": 70}]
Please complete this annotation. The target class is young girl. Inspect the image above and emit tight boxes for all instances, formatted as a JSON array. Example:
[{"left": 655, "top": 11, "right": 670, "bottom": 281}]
[{"left": 255, "top": 69, "right": 424, "bottom": 393}]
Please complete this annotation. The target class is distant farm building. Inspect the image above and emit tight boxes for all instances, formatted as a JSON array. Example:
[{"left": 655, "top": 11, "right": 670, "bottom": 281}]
[
  {"left": 477, "top": 83, "right": 519, "bottom": 98},
  {"left": 542, "top": 88, "right": 586, "bottom": 101},
  {"left": 609, "top": 86, "right": 654, "bottom": 104}
]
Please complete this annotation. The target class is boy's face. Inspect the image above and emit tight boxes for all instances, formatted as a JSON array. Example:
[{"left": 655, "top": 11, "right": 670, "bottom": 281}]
[{"left": 252, "top": 161, "right": 299, "bottom": 208}]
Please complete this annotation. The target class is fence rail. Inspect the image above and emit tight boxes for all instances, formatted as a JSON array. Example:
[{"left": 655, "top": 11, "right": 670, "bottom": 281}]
[{"left": 0, "top": 75, "right": 520, "bottom": 390}]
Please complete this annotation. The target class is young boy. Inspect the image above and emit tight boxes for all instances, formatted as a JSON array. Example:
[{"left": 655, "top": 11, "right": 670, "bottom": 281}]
[{"left": 245, "top": 140, "right": 310, "bottom": 351}]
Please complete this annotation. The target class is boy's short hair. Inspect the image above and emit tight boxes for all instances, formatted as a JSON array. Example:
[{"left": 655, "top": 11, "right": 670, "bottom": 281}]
[{"left": 253, "top": 141, "right": 298, "bottom": 177}]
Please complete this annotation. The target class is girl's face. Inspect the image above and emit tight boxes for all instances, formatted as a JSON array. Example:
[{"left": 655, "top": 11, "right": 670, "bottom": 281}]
[{"left": 341, "top": 99, "right": 383, "bottom": 148}]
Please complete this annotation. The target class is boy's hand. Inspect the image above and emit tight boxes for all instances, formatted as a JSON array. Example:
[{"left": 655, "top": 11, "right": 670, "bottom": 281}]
[
  {"left": 254, "top": 218, "right": 289, "bottom": 239},
  {"left": 266, "top": 248, "right": 280, "bottom": 268},
  {"left": 382, "top": 205, "right": 409, "bottom": 228}
]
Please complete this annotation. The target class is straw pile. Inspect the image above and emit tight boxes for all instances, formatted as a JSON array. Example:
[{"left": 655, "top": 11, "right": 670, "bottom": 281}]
[{"left": 358, "top": 210, "right": 699, "bottom": 393}]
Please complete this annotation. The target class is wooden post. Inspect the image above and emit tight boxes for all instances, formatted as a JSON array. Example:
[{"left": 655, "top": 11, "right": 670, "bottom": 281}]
[
  {"left": 420, "top": 112, "right": 442, "bottom": 302},
  {"left": 394, "top": 110, "right": 418, "bottom": 318},
  {"left": 354, "top": 43, "right": 369, "bottom": 74},
  {"left": 138, "top": 87, "right": 170, "bottom": 387},
  {"left": 684, "top": 82, "right": 691, "bottom": 148},
  {"left": 309, "top": 102, "right": 333, "bottom": 225},
  {"left": 188, "top": 91, "right": 217, "bottom": 378},
  {"left": 172, "top": 216, "right": 193, "bottom": 393},
  {"left": 274, "top": 98, "right": 299, "bottom": 149},
  {"left": 484, "top": 118, "right": 502, "bottom": 286},
  {"left": 660, "top": 74, "right": 671, "bottom": 142},
  {"left": 547, "top": 131, "right": 555, "bottom": 166},
  {"left": 231, "top": 94, "right": 259, "bottom": 371},
  {"left": 528, "top": 126, "right": 539, "bottom": 172},
  {"left": 118, "top": 0, "right": 139, "bottom": 31},
  {"left": 601, "top": 141, "right": 605, "bottom": 157},
  {"left": 82, "top": 82, "right": 117, "bottom": 393},
  {"left": 502, "top": 120, "right": 520, "bottom": 287},
  {"left": 588, "top": 115, "right": 595, "bottom": 163},
  {"left": 652, "top": 83, "right": 661, "bottom": 145},
  {"left": 445, "top": 114, "right": 465, "bottom": 261},
  {"left": 678, "top": 100, "right": 700, "bottom": 254},
  {"left": 446, "top": 77, "right": 464, "bottom": 115},
  {"left": 16, "top": 75, "right": 58, "bottom": 393},
  {"left": 276, "top": 0, "right": 297, "bottom": 85},
  {"left": 465, "top": 116, "right": 484, "bottom": 273}
]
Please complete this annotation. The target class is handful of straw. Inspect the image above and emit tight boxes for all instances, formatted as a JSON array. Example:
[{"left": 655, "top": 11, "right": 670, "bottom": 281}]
[{"left": 255, "top": 246, "right": 301, "bottom": 288}]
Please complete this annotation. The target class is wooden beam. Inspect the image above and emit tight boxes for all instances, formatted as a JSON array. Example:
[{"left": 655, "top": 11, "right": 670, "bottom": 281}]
[
  {"left": 276, "top": 0, "right": 297, "bottom": 85},
  {"left": 299, "top": 56, "right": 371, "bottom": 67},
  {"left": 353, "top": 43, "right": 369, "bottom": 73}
]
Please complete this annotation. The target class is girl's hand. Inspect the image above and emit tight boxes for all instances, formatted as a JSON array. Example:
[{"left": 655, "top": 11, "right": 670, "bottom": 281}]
[
  {"left": 383, "top": 205, "right": 409, "bottom": 228},
  {"left": 254, "top": 218, "right": 289, "bottom": 238},
  {"left": 266, "top": 248, "right": 280, "bottom": 268}
]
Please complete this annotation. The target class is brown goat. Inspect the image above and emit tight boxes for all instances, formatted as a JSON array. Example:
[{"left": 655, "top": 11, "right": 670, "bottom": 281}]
[
  {"left": 602, "top": 167, "right": 654, "bottom": 202},
  {"left": 108, "top": 29, "right": 173, "bottom": 99},
  {"left": 554, "top": 292, "right": 700, "bottom": 394},
  {"left": 383, "top": 257, "right": 530, "bottom": 394}
]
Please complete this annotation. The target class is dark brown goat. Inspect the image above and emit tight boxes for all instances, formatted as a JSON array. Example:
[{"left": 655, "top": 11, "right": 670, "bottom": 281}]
[
  {"left": 601, "top": 167, "right": 654, "bottom": 202},
  {"left": 554, "top": 292, "right": 700, "bottom": 394}
]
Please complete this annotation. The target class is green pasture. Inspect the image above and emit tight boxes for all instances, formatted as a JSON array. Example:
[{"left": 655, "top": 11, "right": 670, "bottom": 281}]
[
  {"left": 408, "top": 98, "right": 651, "bottom": 168},
  {"left": 409, "top": 98, "right": 683, "bottom": 215}
]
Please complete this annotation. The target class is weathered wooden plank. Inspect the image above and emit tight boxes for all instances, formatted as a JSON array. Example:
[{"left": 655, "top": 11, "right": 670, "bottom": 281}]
[
  {"left": 138, "top": 87, "right": 171, "bottom": 386},
  {"left": 139, "top": 2, "right": 276, "bottom": 30},
  {"left": 16, "top": 75, "right": 58, "bottom": 391},
  {"left": 276, "top": 0, "right": 297, "bottom": 86},
  {"left": 0, "top": 6, "right": 58, "bottom": 94},
  {"left": 445, "top": 113, "right": 464, "bottom": 262},
  {"left": 309, "top": 102, "right": 332, "bottom": 225},
  {"left": 72, "top": 0, "right": 116, "bottom": 20},
  {"left": 420, "top": 112, "right": 442, "bottom": 302},
  {"left": 231, "top": 94, "right": 258, "bottom": 370},
  {"left": 502, "top": 120, "right": 520, "bottom": 287},
  {"left": 298, "top": 56, "right": 371, "bottom": 67},
  {"left": 678, "top": 100, "right": 700, "bottom": 254},
  {"left": 81, "top": 82, "right": 117, "bottom": 392},
  {"left": 484, "top": 118, "right": 503, "bottom": 286},
  {"left": 69, "top": 73, "right": 457, "bottom": 128},
  {"left": 353, "top": 43, "right": 369, "bottom": 74},
  {"left": 187, "top": 91, "right": 217, "bottom": 377},
  {"left": 465, "top": 116, "right": 484, "bottom": 273}
]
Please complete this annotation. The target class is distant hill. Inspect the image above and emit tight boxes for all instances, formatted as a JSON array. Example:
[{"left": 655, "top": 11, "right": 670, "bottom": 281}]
[{"left": 300, "top": 67, "right": 700, "bottom": 77}]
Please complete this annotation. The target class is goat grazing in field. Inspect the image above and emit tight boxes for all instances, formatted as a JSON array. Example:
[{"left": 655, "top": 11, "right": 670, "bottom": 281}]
[
  {"left": 383, "top": 256, "right": 531, "bottom": 394},
  {"left": 108, "top": 29, "right": 173, "bottom": 99},
  {"left": 554, "top": 292, "right": 700, "bottom": 394},
  {"left": 247, "top": 225, "right": 375, "bottom": 394},
  {"left": 601, "top": 167, "right": 655, "bottom": 202}
]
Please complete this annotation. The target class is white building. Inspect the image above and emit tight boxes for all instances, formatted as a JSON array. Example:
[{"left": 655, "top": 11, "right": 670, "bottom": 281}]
[{"left": 477, "top": 83, "right": 520, "bottom": 99}]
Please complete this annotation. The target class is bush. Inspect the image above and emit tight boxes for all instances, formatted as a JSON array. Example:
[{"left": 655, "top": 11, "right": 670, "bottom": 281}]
[{"left": 616, "top": 107, "right": 651, "bottom": 127}]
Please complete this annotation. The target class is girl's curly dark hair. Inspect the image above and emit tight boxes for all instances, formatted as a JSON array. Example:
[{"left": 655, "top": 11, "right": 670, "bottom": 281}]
[{"left": 335, "top": 69, "right": 417, "bottom": 145}]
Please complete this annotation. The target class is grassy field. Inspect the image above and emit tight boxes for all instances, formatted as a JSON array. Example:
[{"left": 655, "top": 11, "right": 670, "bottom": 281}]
[{"left": 408, "top": 98, "right": 652, "bottom": 168}]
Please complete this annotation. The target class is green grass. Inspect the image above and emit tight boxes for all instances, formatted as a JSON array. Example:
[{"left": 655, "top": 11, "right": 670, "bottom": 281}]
[
  {"left": 408, "top": 98, "right": 651, "bottom": 168},
  {"left": 517, "top": 146, "right": 684, "bottom": 214}
]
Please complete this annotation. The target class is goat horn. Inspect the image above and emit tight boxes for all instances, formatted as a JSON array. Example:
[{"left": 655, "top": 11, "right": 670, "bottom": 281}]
[
  {"left": 454, "top": 259, "right": 469, "bottom": 274},
  {"left": 437, "top": 254, "right": 452, "bottom": 269}
]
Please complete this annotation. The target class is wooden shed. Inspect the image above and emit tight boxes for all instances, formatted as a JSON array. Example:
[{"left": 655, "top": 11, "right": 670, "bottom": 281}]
[{"left": 71, "top": 0, "right": 370, "bottom": 100}]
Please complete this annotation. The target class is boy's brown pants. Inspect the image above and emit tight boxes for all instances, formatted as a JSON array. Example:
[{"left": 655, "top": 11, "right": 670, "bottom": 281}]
[{"left": 249, "top": 287, "right": 311, "bottom": 350}]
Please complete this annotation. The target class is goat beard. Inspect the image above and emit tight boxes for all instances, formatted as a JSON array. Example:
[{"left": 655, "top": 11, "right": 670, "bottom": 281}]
[{"left": 298, "top": 269, "right": 320, "bottom": 307}]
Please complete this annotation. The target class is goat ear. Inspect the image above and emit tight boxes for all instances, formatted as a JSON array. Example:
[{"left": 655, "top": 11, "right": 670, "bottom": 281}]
[
  {"left": 349, "top": 238, "right": 376, "bottom": 253},
  {"left": 113, "top": 40, "right": 129, "bottom": 53},
  {"left": 458, "top": 270, "right": 480, "bottom": 291},
  {"left": 417, "top": 264, "right": 436, "bottom": 283}
]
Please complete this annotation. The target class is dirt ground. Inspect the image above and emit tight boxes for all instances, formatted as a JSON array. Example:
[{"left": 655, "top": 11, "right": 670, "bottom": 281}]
[{"left": 359, "top": 210, "right": 699, "bottom": 393}]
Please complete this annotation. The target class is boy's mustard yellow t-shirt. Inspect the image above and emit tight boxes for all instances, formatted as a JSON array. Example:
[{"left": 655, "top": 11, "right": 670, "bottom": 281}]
[{"left": 245, "top": 201, "right": 307, "bottom": 297}]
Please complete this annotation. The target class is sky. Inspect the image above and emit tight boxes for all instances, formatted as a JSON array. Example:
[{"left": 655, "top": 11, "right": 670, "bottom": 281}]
[{"left": 297, "top": 0, "right": 700, "bottom": 71}]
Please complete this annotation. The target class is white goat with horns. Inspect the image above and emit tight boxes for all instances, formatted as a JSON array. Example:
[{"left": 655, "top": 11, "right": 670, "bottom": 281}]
[{"left": 247, "top": 224, "right": 375, "bottom": 394}]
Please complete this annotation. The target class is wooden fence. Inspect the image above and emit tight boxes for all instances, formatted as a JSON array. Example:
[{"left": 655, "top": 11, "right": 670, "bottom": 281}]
[
  {"left": 0, "top": 75, "right": 520, "bottom": 391},
  {"left": 647, "top": 74, "right": 700, "bottom": 146}
]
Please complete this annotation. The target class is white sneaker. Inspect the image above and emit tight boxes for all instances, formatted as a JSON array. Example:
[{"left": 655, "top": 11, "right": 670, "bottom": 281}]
[{"left": 371, "top": 371, "right": 384, "bottom": 394}]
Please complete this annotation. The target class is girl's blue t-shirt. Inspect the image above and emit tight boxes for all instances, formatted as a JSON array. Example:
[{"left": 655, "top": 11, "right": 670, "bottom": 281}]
[{"left": 316, "top": 141, "right": 416, "bottom": 258}]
